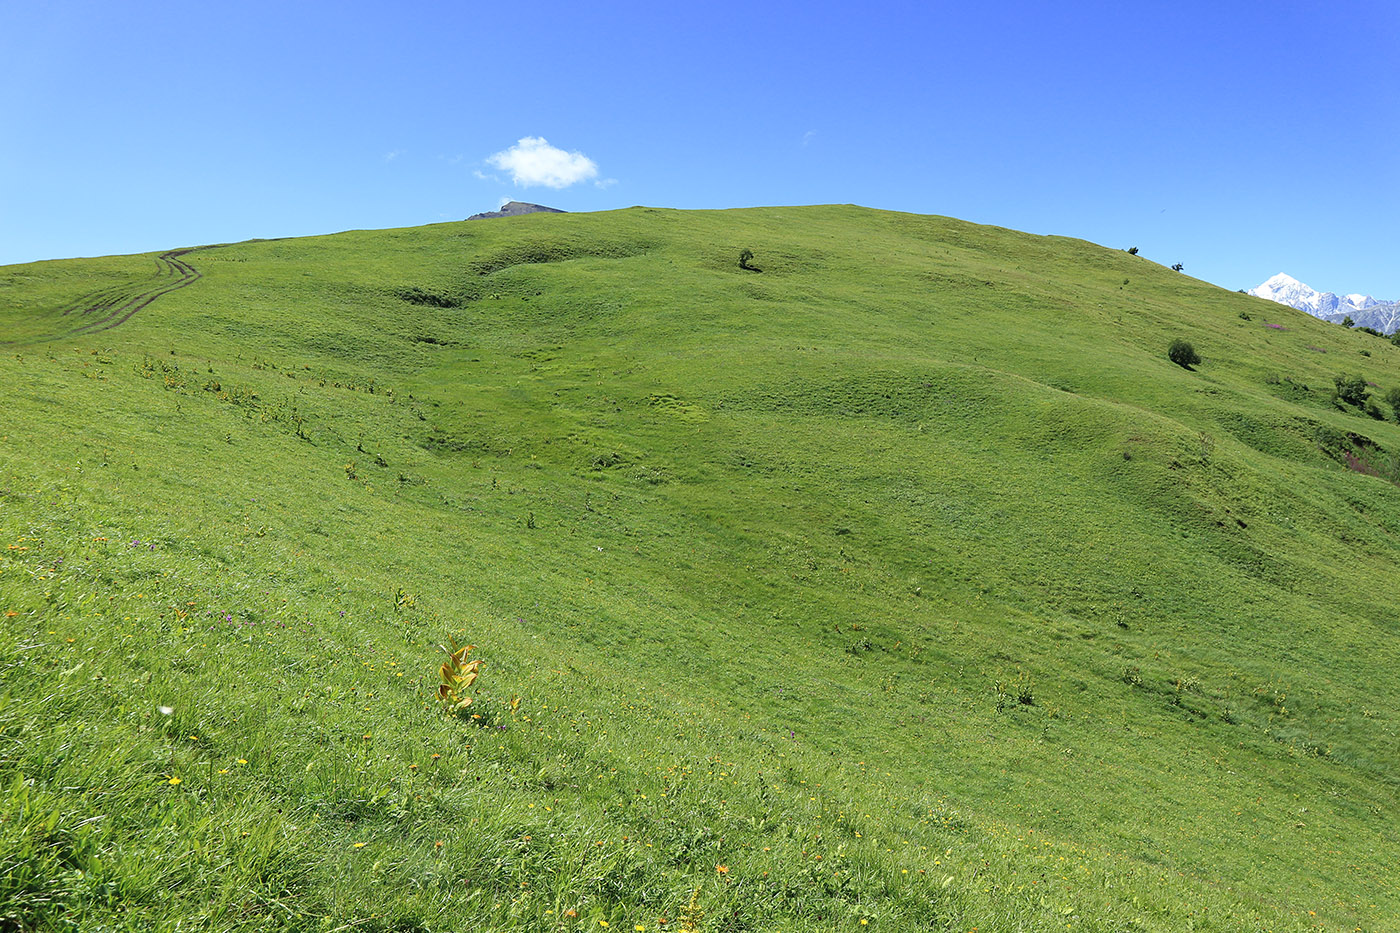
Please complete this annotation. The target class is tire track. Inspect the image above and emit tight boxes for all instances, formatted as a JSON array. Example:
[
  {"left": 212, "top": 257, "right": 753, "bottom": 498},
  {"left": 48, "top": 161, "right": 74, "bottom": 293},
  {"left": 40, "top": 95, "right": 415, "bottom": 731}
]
[{"left": 4, "top": 247, "right": 206, "bottom": 345}]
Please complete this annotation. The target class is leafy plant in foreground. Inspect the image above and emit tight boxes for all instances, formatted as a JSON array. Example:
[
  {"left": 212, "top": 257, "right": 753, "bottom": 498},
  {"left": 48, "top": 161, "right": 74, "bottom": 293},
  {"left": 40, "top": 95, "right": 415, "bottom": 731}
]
[
  {"left": 438, "top": 641, "right": 483, "bottom": 713},
  {"left": 679, "top": 887, "right": 704, "bottom": 932}
]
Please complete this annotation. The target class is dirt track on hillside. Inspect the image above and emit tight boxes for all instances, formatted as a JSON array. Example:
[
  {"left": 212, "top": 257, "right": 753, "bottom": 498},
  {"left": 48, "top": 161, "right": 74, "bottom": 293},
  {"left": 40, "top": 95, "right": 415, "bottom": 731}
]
[{"left": 5, "top": 247, "right": 205, "bottom": 345}]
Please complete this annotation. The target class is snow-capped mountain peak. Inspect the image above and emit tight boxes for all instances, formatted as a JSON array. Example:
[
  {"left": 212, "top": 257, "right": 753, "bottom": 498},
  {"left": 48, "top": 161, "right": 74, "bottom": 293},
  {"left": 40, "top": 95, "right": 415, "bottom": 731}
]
[
  {"left": 1261, "top": 273, "right": 1303, "bottom": 289},
  {"left": 1250, "top": 273, "right": 1325, "bottom": 313},
  {"left": 1249, "top": 274, "right": 1400, "bottom": 334}
]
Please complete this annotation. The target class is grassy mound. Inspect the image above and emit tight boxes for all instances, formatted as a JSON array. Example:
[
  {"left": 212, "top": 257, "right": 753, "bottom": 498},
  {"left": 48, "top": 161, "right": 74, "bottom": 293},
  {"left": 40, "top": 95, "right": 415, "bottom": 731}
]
[{"left": 1, "top": 205, "right": 1396, "bottom": 931}]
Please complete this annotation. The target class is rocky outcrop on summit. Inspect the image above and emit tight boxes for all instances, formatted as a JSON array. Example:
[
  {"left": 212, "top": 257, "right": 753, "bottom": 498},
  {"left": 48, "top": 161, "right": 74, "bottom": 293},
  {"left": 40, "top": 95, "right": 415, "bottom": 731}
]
[{"left": 467, "top": 201, "right": 565, "bottom": 221}]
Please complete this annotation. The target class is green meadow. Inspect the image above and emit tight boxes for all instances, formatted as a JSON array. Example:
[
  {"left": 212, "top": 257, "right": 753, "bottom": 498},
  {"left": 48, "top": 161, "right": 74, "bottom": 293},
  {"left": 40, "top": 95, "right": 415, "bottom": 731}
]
[{"left": 1, "top": 205, "right": 1396, "bottom": 932}]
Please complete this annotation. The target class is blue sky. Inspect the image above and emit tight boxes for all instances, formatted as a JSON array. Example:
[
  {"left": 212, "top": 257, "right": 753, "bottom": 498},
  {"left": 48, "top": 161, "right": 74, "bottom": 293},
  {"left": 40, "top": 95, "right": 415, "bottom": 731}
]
[{"left": 3, "top": 0, "right": 1397, "bottom": 296}]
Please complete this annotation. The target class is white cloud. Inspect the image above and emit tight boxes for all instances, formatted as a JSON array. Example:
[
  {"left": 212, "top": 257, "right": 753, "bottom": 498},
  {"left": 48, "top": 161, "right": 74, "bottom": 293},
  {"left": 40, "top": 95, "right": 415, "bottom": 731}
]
[
  {"left": 801, "top": 130, "right": 816, "bottom": 147},
  {"left": 594, "top": 177, "right": 618, "bottom": 189},
  {"left": 486, "top": 136, "right": 599, "bottom": 189},
  {"left": 384, "top": 149, "right": 406, "bottom": 162}
]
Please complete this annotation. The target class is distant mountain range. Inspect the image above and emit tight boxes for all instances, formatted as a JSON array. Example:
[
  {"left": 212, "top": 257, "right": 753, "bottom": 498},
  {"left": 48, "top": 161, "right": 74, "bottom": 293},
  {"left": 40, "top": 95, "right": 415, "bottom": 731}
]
[{"left": 1249, "top": 273, "right": 1400, "bottom": 334}]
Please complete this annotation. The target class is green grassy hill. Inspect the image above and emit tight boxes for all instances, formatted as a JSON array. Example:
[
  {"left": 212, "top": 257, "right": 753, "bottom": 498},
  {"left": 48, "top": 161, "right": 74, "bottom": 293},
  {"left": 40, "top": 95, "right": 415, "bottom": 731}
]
[{"left": 1, "top": 205, "right": 1396, "bottom": 932}]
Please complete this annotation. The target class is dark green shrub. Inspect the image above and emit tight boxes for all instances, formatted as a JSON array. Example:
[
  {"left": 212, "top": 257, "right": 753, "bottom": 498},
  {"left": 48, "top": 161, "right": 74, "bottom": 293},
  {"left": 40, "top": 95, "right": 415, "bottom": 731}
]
[
  {"left": 1168, "top": 339, "right": 1200, "bottom": 368},
  {"left": 1126, "top": 246, "right": 1139, "bottom": 255},
  {"left": 1333, "top": 373, "right": 1369, "bottom": 407},
  {"left": 1171, "top": 263, "right": 1184, "bottom": 272},
  {"left": 738, "top": 248, "right": 755, "bottom": 270},
  {"left": 1385, "top": 387, "right": 1400, "bottom": 422}
]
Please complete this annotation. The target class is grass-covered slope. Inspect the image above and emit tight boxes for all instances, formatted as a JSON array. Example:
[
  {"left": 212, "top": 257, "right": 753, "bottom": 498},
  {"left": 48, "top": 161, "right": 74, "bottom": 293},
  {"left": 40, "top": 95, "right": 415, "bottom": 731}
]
[{"left": 1, "top": 205, "right": 1397, "bottom": 932}]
